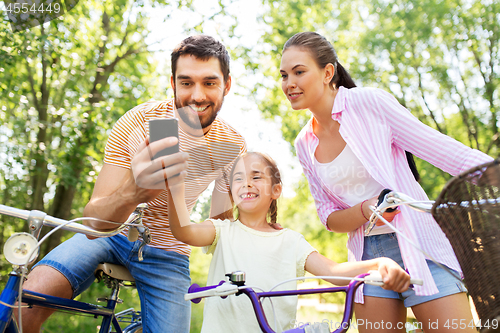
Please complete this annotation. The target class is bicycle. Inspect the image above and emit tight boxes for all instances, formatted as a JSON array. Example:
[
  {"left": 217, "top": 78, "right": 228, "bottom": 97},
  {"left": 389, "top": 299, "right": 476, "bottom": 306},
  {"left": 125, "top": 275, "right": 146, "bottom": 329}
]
[
  {"left": 185, "top": 264, "right": 421, "bottom": 332},
  {"left": 0, "top": 203, "right": 151, "bottom": 333},
  {"left": 365, "top": 158, "right": 500, "bottom": 333}
]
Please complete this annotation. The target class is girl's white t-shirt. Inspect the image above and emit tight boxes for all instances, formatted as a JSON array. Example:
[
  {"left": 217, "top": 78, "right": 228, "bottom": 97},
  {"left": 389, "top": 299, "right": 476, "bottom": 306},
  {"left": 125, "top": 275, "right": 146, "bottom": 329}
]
[
  {"left": 314, "top": 144, "right": 393, "bottom": 235},
  {"left": 201, "top": 219, "right": 316, "bottom": 333}
]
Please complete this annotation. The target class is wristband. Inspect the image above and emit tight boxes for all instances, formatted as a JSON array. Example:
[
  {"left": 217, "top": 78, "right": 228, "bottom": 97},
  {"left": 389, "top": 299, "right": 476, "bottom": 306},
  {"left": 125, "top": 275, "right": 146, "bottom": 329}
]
[{"left": 360, "top": 200, "right": 370, "bottom": 221}]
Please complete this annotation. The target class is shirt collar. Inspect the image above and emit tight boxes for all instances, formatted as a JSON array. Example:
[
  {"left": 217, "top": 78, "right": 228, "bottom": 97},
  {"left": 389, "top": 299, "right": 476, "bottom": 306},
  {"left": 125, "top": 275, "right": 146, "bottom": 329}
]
[
  {"left": 331, "top": 86, "right": 347, "bottom": 121},
  {"left": 305, "top": 86, "right": 348, "bottom": 136}
]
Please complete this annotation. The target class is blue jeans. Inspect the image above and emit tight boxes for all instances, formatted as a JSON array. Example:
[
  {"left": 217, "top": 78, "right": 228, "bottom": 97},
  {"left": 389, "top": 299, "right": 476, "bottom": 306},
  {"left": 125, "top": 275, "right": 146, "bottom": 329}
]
[
  {"left": 35, "top": 233, "right": 191, "bottom": 333},
  {"left": 362, "top": 233, "right": 467, "bottom": 307}
]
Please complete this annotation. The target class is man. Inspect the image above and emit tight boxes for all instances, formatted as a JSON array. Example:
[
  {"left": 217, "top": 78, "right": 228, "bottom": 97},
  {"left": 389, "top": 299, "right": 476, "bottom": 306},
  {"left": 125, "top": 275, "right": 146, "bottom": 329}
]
[{"left": 20, "top": 35, "right": 247, "bottom": 333}]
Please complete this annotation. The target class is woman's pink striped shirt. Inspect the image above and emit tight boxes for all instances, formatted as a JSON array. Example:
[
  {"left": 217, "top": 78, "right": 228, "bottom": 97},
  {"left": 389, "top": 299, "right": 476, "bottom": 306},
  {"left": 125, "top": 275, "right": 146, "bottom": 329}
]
[{"left": 295, "top": 86, "right": 493, "bottom": 302}]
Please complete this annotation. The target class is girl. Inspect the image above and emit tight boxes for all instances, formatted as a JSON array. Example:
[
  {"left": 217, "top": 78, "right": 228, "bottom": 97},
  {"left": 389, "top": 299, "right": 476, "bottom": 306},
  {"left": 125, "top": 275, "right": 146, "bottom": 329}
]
[
  {"left": 279, "top": 31, "right": 493, "bottom": 332},
  {"left": 168, "top": 152, "right": 411, "bottom": 333}
]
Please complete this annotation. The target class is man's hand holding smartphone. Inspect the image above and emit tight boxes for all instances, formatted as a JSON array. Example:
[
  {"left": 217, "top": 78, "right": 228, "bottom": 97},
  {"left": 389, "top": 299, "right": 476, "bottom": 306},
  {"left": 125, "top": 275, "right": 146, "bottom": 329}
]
[{"left": 130, "top": 118, "right": 188, "bottom": 194}]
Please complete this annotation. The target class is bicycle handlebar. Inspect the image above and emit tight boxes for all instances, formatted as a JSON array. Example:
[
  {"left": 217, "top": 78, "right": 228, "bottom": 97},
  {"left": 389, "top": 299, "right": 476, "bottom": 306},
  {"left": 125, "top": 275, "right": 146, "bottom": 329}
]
[
  {"left": 365, "top": 190, "right": 434, "bottom": 235},
  {"left": 0, "top": 203, "right": 147, "bottom": 238},
  {"left": 185, "top": 272, "right": 422, "bottom": 333},
  {"left": 185, "top": 272, "right": 423, "bottom": 302}
]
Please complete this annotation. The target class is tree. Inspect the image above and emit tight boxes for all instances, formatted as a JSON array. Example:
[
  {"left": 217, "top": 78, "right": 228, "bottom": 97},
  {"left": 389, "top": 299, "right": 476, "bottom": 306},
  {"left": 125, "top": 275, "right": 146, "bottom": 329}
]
[
  {"left": 244, "top": 0, "right": 498, "bottom": 198},
  {"left": 0, "top": 0, "right": 189, "bottom": 270}
]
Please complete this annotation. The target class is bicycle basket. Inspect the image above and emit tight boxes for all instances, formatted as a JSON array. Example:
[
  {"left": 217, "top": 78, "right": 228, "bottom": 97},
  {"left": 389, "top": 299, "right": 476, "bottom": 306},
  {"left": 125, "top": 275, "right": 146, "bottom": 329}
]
[{"left": 432, "top": 158, "right": 500, "bottom": 332}]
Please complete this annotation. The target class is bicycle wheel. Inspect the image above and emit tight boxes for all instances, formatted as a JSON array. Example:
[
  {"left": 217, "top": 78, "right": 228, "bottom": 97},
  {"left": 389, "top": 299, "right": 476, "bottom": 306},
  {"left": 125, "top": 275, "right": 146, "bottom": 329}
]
[{"left": 123, "top": 323, "right": 142, "bottom": 333}]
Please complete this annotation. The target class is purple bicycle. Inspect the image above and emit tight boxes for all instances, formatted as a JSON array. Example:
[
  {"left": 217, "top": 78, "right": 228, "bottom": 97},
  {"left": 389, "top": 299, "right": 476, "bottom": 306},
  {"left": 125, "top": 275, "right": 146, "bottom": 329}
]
[{"left": 185, "top": 271, "right": 422, "bottom": 333}]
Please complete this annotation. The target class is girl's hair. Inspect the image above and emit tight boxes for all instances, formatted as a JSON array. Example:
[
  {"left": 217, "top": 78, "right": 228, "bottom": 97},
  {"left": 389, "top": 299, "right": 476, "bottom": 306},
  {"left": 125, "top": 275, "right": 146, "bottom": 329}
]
[
  {"left": 283, "top": 32, "right": 420, "bottom": 182},
  {"left": 283, "top": 31, "right": 356, "bottom": 89},
  {"left": 228, "top": 152, "right": 282, "bottom": 224}
]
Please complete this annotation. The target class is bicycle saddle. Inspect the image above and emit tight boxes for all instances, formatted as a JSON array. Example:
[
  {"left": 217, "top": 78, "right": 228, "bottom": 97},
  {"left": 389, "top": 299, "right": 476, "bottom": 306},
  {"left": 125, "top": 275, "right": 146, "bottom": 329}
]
[{"left": 95, "top": 263, "right": 135, "bottom": 282}]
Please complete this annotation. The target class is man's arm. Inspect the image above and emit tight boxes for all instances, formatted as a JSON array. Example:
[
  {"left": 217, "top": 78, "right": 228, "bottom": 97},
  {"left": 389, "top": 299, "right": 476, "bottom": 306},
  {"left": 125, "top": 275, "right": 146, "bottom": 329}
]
[{"left": 83, "top": 164, "right": 144, "bottom": 230}]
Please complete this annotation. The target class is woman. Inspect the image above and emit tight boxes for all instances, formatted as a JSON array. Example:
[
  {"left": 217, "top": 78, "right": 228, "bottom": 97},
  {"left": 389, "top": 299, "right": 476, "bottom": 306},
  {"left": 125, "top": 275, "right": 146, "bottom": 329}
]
[{"left": 279, "top": 31, "right": 491, "bottom": 332}]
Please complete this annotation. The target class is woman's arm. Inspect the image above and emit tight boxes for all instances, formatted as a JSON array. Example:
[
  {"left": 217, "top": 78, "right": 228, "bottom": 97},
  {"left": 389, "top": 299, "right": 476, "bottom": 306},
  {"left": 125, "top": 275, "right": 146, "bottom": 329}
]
[
  {"left": 325, "top": 200, "right": 374, "bottom": 233},
  {"left": 167, "top": 184, "right": 216, "bottom": 247},
  {"left": 304, "top": 252, "right": 410, "bottom": 292},
  {"left": 326, "top": 197, "right": 400, "bottom": 233},
  {"left": 377, "top": 89, "right": 493, "bottom": 173}
]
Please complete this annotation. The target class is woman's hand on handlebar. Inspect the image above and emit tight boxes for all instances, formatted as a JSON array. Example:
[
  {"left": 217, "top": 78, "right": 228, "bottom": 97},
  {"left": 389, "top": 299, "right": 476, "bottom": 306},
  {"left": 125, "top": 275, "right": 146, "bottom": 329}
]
[
  {"left": 362, "top": 195, "right": 401, "bottom": 226},
  {"left": 377, "top": 209, "right": 401, "bottom": 226}
]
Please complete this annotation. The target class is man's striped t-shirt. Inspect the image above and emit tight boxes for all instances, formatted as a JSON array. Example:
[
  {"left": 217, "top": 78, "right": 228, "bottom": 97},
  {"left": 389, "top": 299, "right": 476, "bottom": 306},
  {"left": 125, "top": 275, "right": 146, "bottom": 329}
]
[{"left": 104, "top": 99, "right": 247, "bottom": 256}]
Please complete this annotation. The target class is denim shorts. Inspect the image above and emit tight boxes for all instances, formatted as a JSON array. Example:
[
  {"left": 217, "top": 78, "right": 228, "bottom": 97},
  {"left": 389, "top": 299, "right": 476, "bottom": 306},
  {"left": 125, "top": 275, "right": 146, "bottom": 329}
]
[
  {"left": 35, "top": 233, "right": 191, "bottom": 333},
  {"left": 362, "top": 233, "right": 467, "bottom": 307}
]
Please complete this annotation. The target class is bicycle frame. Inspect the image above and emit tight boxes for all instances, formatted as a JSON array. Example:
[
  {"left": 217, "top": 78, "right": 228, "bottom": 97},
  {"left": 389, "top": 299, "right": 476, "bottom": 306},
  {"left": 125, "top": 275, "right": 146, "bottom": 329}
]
[
  {"left": 244, "top": 279, "right": 365, "bottom": 333},
  {"left": 0, "top": 268, "right": 126, "bottom": 333}
]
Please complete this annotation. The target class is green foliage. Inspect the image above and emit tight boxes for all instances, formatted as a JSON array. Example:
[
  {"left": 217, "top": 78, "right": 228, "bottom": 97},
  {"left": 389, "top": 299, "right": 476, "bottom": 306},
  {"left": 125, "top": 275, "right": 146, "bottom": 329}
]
[
  {"left": 0, "top": 0, "right": 223, "bottom": 330},
  {"left": 2, "top": 0, "right": 499, "bottom": 329},
  {"left": 0, "top": 0, "right": 168, "bottom": 261},
  {"left": 246, "top": 0, "right": 499, "bottom": 186}
]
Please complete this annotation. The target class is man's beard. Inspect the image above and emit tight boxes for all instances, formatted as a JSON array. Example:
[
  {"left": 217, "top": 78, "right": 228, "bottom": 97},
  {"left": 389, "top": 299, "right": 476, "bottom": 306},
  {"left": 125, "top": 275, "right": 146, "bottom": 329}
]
[{"left": 174, "top": 92, "right": 224, "bottom": 130}]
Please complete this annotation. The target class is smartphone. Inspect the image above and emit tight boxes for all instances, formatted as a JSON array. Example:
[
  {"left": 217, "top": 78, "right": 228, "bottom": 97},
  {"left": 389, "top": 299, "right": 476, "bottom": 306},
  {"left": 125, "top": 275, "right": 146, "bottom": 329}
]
[{"left": 149, "top": 118, "right": 179, "bottom": 159}]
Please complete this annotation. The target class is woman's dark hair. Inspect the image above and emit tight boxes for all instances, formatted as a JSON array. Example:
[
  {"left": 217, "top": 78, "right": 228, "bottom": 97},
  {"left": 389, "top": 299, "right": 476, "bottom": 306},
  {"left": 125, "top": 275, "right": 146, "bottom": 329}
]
[
  {"left": 171, "top": 35, "right": 230, "bottom": 83},
  {"left": 283, "top": 32, "right": 420, "bottom": 182},
  {"left": 228, "top": 152, "right": 282, "bottom": 224}
]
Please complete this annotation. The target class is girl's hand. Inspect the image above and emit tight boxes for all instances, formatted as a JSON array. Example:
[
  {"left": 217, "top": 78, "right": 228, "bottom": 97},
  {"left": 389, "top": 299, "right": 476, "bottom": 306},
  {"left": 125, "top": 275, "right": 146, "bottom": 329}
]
[{"left": 376, "top": 258, "right": 411, "bottom": 293}]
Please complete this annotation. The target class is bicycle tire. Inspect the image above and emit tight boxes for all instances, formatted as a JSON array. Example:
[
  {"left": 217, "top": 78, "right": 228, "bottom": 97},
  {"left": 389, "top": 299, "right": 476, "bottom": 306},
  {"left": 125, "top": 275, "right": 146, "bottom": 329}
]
[{"left": 122, "top": 323, "right": 142, "bottom": 333}]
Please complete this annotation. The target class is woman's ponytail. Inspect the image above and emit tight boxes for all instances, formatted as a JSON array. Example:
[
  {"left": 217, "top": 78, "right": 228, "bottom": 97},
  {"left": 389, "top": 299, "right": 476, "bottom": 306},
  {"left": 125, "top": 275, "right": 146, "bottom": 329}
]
[{"left": 334, "top": 62, "right": 356, "bottom": 89}]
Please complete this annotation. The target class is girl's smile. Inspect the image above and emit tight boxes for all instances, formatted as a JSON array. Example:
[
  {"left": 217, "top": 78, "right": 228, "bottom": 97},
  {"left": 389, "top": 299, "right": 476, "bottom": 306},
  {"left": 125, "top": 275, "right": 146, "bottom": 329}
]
[{"left": 240, "top": 192, "right": 258, "bottom": 200}]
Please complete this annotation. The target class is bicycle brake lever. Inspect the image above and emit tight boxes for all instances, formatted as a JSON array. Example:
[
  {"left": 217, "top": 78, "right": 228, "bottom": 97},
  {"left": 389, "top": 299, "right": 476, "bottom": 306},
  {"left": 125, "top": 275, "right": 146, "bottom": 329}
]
[
  {"left": 364, "top": 213, "right": 377, "bottom": 236},
  {"left": 365, "top": 189, "right": 397, "bottom": 236},
  {"left": 137, "top": 227, "right": 151, "bottom": 261},
  {"left": 128, "top": 204, "right": 148, "bottom": 242}
]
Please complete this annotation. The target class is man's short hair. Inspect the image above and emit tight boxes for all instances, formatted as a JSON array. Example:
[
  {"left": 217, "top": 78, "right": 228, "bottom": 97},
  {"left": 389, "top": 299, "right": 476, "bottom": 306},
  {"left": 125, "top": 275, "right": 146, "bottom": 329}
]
[{"left": 171, "top": 35, "right": 230, "bottom": 82}]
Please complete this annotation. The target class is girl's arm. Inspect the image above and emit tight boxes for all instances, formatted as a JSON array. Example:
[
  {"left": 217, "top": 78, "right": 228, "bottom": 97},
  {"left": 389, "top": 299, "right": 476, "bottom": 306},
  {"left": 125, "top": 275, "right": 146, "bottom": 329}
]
[
  {"left": 304, "top": 252, "right": 410, "bottom": 293},
  {"left": 167, "top": 184, "right": 216, "bottom": 247}
]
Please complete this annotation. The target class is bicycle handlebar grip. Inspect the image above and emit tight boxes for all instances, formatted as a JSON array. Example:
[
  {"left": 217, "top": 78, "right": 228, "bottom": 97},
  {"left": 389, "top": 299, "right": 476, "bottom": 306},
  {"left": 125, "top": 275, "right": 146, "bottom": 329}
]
[
  {"left": 185, "top": 282, "right": 223, "bottom": 303},
  {"left": 184, "top": 282, "right": 238, "bottom": 303},
  {"left": 365, "top": 271, "right": 423, "bottom": 287},
  {"left": 377, "top": 189, "right": 397, "bottom": 212},
  {"left": 410, "top": 278, "right": 424, "bottom": 286}
]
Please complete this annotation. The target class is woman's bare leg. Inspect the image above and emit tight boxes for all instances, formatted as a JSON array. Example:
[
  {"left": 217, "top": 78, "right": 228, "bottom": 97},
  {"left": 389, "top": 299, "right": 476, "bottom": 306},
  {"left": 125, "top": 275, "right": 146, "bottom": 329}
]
[
  {"left": 355, "top": 296, "right": 407, "bottom": 333},
  {"left": 411, "top": 292, "right": 476, "bottom": 332}
]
